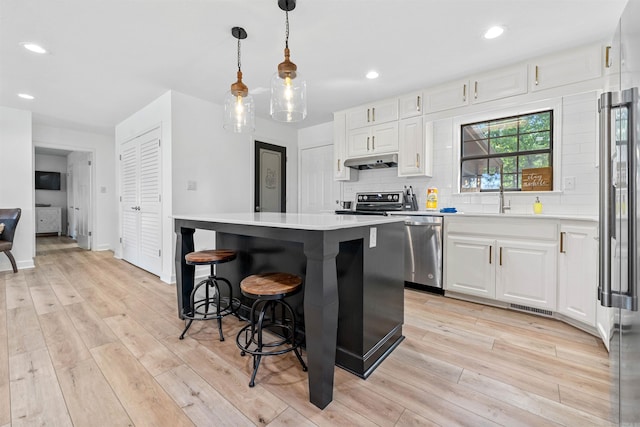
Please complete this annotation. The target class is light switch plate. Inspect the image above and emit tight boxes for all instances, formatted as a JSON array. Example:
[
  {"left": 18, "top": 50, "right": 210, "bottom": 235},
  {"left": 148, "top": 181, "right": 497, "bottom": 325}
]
[{"left": 369, "top": 227, "right": 377, "bottom": 248}]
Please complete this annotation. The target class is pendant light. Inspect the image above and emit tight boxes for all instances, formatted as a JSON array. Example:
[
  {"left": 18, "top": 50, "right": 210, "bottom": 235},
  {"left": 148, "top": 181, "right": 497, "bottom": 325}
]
[
  {"left": 223, "top": 27, "right": 255, "bottom": 133},
  {"left": 270, "top": 0, "right": 307, "bottom": 123}
]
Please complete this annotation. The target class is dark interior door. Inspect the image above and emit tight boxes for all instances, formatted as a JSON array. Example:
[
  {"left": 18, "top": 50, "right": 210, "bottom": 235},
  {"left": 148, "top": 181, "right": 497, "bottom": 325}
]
[{"left": 254, "top": 141, "right": 286, "bottom": 212}]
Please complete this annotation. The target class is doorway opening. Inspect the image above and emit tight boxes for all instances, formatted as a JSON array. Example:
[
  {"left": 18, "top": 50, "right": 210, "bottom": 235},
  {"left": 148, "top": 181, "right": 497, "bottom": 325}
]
[
  {"left": 254, "top": 141, "right": 286, "bottom": 213},
  {"left": 34, "top": 146, "right": 94, "bottom": 254}
]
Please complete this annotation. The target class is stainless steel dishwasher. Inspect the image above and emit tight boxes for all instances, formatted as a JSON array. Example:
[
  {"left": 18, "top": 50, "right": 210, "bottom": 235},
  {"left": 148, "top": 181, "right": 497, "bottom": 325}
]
[{"left": 404, "top": 215, "right": 443, "bottom": 291}]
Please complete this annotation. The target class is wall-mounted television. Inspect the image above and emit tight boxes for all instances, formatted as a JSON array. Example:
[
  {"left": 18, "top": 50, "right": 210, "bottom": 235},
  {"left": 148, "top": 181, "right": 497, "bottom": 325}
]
[{"left": 35, "top": 171, "right": 61, "bottom": 190}]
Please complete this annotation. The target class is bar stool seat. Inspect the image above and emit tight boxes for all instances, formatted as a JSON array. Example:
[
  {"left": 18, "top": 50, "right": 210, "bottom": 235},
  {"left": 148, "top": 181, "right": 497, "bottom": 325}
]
[
  {"left": 236, "top": 272, "right": 307, "bottom": 387},
  {"left": 180, "top": 249, "right": 240, "bottom": 341}
]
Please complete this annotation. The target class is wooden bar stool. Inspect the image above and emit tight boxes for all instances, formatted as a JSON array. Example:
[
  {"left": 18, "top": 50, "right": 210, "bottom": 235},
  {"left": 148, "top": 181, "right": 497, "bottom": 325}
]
[
  {"left": 180, "top": 249, "right": 240, "bottom": 341},
  {"left": 236, "top": 272, "right": 307, "bottom": 387}
]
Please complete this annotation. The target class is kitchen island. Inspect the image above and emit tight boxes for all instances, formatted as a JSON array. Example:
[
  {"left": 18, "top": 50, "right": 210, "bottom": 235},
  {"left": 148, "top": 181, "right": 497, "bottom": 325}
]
[{"left": 174, "top": 212, "right": 405, "bottom": 409}]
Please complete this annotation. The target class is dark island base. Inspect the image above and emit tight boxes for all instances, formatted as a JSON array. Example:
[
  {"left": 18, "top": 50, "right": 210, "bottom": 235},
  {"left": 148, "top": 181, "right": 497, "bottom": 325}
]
[{"left": 216, "top": 226, "right": 404, "bottom": 378}]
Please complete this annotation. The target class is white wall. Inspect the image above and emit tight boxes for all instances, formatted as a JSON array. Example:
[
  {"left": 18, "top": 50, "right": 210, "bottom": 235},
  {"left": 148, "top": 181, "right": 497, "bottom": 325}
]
[
  {"left": 117, "top": 90, "right": 298, "bottom": 283},
  {"left": 34, "top": 153, "right": 68, "bottom": 228},
  {"left": 33, "top": 124, "right": 116, "bottom": 251},
  {"left": 0, "top": 106, "right": 35, "bottom": 272}
]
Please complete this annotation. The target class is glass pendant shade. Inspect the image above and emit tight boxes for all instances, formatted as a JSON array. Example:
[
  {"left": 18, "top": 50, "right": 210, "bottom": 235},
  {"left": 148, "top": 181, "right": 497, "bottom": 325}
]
[
  {"left": 270, "top": 69, "right": 306, "bottom": 122},
  {"left": 223, "top": 89, "right": 255, "bottom": 133},
  {"left": 223, "top": 27, "right": 254, "bottom": 133}
]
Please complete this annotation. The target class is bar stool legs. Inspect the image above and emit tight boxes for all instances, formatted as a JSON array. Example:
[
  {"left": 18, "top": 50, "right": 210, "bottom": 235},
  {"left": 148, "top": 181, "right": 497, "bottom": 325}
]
[
  {"left": 235, "top": 272, "right": 307, "bottom": 387},
  {"left": 180, "top": 249, "right": 239, "bottom": 341}
]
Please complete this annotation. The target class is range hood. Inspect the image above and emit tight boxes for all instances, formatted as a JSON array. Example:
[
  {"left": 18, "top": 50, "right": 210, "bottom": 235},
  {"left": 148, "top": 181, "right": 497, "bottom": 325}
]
[{"left": 344, "top": 153, "right": 398, "bottom": 170}]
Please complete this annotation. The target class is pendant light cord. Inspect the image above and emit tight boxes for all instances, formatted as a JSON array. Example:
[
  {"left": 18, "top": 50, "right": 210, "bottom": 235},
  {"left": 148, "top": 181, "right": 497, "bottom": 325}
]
[
  {"left": 237, "top": 37, "right": 241, "bottom": 72},
  {"left": 285, "top": 9, "right": 289, "bottom": 49}
]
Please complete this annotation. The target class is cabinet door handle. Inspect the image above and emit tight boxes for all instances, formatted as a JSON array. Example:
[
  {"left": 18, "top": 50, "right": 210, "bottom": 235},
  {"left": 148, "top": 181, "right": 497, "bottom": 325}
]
[
  {"left": 372, "top": 107, "right": 376, "bottom": 122},
  {"left": 416, "top": 96, "right": 421, "bottom": 112},
  {"left": 560, "top": 232, "right": 566, "bottom": 253},
  {"left": 463, "top": 84, "right": 467, "bottom": 102},
  {"left": 474, "top": 81, "right": 478, "bottom": 99},
  {"left": 367, "top": 108, "right": 370, "bottom": 123},
  {"left": 605, "top": 46, "right": 611, "bottom": 68},
  {"left": 416, "top": 153, "right": 420, "bottom": 168},
  {"left": 489, "top": 246, "right": 492, "bottom": 264},
  {"left": 337, "top": 159, "right": 341, "bottom": 172},
  {"left": 499, "top": 247, "right": 503, "bottom": 266},
  {"left": 535, "top": 65, "right": 539, "bottom": 85},
  {"left": 372, "top": 136, "right": 375, "bottom": 150},
  {"left": 367, "top": 136, "right": 370, "bottom": 151}
]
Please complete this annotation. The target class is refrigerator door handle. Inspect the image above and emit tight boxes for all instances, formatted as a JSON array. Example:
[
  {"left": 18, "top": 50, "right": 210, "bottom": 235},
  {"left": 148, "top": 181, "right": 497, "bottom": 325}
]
[
  {"left": 599, "top": 92, "right": 614, "bottom": 307},
  {"left": 623, "top": 87, "right": 639, "bottom": 311},
  {"left": 599, "top": 88, "right": 640, "bottom": 311}
]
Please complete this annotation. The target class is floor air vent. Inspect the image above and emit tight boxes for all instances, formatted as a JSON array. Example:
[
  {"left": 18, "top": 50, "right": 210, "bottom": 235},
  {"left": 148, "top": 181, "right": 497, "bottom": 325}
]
[{"left": 509, "top": 304, "right": 553, "bottom": 317}]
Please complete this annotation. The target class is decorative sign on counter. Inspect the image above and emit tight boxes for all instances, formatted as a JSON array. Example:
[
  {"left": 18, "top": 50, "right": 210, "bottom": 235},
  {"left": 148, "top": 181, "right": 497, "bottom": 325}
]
[{"left": 522, "top": 167, "right": 553, "bottom": 191}]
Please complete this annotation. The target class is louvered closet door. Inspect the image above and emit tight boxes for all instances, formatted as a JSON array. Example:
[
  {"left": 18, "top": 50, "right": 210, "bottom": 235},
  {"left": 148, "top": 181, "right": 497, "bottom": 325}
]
[{"left": 120, "top": 128, "right": 162, "bottom": 276}]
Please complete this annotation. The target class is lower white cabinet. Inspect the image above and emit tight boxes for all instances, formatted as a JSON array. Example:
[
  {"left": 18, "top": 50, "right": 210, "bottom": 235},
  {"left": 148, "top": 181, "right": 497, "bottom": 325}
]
[
  {"left": 36, "top": 207, "right": 62, "bottom": 235},
  {"left": 446, "top": 235, "right": 495, "bottom": 298},
  {"left": 557, "top": 224, "right": 598, "bottom": 326},
  {"left": 446, "top": 234, "right": 557, "bottom": 309},
  {"left": 496, "top": 239, "right": 557, "bottom": 310}
]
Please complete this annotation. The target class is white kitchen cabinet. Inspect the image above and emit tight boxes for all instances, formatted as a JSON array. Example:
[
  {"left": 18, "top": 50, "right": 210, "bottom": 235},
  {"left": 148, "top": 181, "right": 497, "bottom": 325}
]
[
  {"left": 470, "top": 64, "right": 528, "bottom": 104},
  {"left": 530, "top": 43, "right": 602, "bottom": 92},
  {"left": 423, "top": 79, "right": 470, "bottom": 113},
  {"left": 333, "top": 112, "right": 354, "bottom": 181},
  {"left": 346, "top": 99, "right": 398, "bottom": 130},
  {"left": 398, "top": 117, "right": 432, "bottom": 177},
  {"left": 36, "top": 207, "right": 62, "bottom": 235},
  {"left": 557, "top": 224, "right": 597, "bottom": 326},
  {"left": 446, "top": 234, "right": 495, "bottom": 298},
  {"left": 495, "top": 239, "right": 557, "bottom": 310},
  {"left": 444, "top": 217, "right": 558, "bottom": 311},
  {"left": 347, "top": 121, "right": 398, "bottom": 157},
  {"left": 399, "top": 91, "right": 423, "bottom": 119}
]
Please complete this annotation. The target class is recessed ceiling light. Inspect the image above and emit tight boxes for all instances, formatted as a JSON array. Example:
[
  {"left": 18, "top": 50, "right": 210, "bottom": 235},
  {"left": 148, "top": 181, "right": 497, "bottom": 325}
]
[
  {"left": 484, "top": 26, "right": 505, "bottom": 39},
  {"left": 366, "top": 70, "right": 379, "bottom": 79},
  {"left": 20, "top": 42, "right": 48, "bottom": 54},
  {"left": 18, "top": 93, "right": 35, "bottom": 100}
]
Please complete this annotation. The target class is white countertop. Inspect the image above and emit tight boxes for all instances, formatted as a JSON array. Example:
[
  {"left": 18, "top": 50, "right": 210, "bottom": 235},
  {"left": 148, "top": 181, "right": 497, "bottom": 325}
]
[
  {"left": 173, "top": 212, "right": 404, "bottom": 231},
  {"left": 388, "top": 211, "right": 598, "bottom": 221}
]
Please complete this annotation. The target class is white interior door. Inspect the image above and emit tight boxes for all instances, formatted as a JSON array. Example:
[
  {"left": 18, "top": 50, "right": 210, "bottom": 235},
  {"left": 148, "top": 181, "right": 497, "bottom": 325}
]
[
  {"left": 75, "top": 153, "right": 92, "bottom": 249},
  {"left": 120, "top": 128, "right": 162, "bottom": 276},
  {"left": 299, "top": 144, "right": 340, "bottom": 213},
  {"left": 67, "top": 164, "right": 75, "bottom": 238}
]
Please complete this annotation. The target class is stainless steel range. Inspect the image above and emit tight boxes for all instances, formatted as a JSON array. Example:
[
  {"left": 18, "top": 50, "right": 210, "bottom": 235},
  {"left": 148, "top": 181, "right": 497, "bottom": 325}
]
[{"left": 335, "top": 190, "right": 417, "bottom": 215}]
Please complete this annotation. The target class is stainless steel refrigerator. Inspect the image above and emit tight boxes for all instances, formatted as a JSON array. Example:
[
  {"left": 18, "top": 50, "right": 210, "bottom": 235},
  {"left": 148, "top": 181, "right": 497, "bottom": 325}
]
[{"left": 599, "top": 0, "right": 640, "bottom": 424}]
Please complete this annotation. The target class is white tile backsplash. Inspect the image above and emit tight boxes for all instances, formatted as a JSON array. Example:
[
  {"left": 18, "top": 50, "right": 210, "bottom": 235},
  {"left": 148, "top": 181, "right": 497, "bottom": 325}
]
[{"left": 341, "top": 90, "right": 600, "bottom": 217}]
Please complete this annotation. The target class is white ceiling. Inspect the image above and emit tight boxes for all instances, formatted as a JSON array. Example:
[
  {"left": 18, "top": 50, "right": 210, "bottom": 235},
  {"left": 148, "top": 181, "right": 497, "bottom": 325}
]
[{"left": 0, "top": 0, "right": 628, "bottom": 135}]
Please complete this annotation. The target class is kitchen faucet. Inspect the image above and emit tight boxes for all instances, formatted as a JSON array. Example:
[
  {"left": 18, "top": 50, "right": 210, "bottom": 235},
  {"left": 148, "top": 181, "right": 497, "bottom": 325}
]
[{"left": 499, "top": 164, "right": 511, "bottom": 214}]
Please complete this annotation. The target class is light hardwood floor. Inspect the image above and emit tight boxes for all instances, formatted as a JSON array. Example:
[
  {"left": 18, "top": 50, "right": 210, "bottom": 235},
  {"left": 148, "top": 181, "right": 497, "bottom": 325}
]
[{"left": 0, "top": 236, "right": 612, "bottom": 426}]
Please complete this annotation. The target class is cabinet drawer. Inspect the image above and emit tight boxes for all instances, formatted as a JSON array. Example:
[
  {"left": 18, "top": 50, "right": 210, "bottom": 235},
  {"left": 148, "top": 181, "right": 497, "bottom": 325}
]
[{"left": 446, "top": 218, "right": 557, "bottom": 240}]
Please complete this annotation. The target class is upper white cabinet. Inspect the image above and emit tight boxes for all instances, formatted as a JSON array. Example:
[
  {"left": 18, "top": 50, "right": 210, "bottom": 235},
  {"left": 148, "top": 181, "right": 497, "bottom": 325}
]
[
  {"left": 333, "top": 112, "right": 354, "bottom": 181},
  {"left": 557, "top": 223, "right": 598, "bottom": 326},
  {"left": 347, "top": 121, "right": 399, "bottom": 157},
  {"left": 470, "top": 64, "right": 528, "bottom": 104},
  {"left": 530, "top": 44, "right": 602, "bottom": 92},
  {"left": 346, "top": 99, "right": 398, "bottom": 130},
  {"left": 399, "top": 92, "right": 424, "bottom": 119},
  {"left": 424, "top": 79, "right": 470, "bottom": 113},
  {"left": 398, "top": 117, "right": 432, "bottom": 177}
]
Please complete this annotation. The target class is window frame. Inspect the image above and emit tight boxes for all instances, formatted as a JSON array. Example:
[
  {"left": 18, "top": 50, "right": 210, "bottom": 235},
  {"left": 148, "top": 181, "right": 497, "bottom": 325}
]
[{"left": 456, "top": 104, "right": 560, "bottom": 194}]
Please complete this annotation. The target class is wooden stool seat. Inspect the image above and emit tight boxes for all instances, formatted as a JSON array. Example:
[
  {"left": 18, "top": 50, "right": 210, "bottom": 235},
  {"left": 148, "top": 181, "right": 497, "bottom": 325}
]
[
  {"left": 240, "top": 273, "right": 302, "bottom": 298},
  {"left": 185, "top": 249, "right": 237, "bottom": 265},
  {"left": 236, "top": 272, "right": 307, "bottom": 387},
  {"left": 179, "top": 249, "right": 239, "bottom": 341}
]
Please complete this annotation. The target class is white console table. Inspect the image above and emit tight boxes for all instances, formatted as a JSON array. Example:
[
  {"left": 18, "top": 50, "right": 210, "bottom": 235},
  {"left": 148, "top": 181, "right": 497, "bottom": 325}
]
[{"left": 36, "top": 207, "right": 62, "bottom": 235}]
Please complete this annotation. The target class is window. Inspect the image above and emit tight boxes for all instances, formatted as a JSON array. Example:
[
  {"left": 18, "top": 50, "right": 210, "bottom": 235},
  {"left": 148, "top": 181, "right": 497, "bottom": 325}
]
[{"left": 460, "top": 110, "right": 553, "bottom": 192}]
